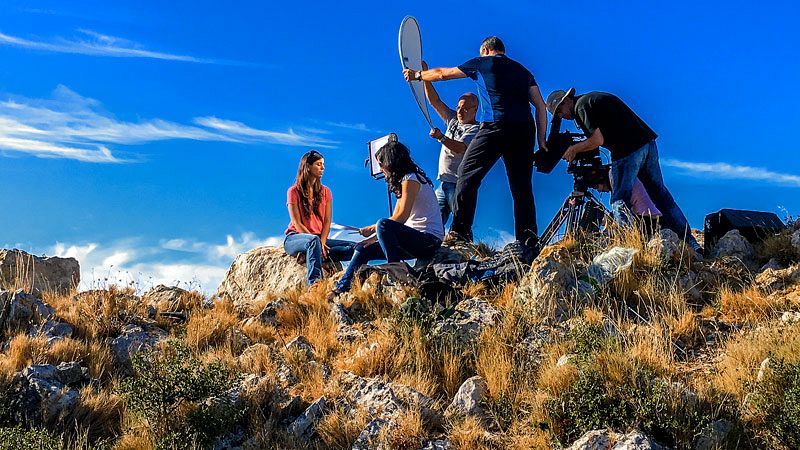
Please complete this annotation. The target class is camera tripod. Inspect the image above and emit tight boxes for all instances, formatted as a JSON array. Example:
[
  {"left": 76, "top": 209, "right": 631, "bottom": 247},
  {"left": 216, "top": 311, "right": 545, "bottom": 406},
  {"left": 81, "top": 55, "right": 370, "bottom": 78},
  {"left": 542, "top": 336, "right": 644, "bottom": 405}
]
[{"left": 540, "top": 184, "right": 611, "bottom": 246}]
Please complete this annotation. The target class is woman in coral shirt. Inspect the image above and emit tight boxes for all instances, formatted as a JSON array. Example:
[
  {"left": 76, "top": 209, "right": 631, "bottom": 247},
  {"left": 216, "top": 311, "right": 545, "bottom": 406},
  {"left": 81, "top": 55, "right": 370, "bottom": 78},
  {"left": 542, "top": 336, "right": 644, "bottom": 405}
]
[{"left": 284, "top": 150, "right": 354, "bottom": 286}]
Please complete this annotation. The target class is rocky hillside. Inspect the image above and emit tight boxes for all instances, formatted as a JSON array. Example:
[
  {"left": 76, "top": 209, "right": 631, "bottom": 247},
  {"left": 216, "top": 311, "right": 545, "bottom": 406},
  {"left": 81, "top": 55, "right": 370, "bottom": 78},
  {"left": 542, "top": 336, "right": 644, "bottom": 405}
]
[{"left": 1, "top": 223, "right": 800, "bottom": 449}]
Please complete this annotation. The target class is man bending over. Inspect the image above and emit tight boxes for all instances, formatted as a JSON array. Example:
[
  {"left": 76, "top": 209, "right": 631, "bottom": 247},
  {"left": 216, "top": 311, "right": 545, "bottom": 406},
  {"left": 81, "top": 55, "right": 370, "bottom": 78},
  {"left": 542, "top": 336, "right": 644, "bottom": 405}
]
[{"left": 546, "top": 88, "right": 702, "bottom": 253}]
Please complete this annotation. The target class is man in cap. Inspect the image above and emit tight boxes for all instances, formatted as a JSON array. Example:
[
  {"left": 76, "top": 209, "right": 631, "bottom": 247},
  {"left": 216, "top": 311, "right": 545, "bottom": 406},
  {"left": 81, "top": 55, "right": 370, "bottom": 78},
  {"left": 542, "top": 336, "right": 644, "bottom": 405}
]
[
  {"left": 403, "top": 37, "right": 548, "bottom": 256},
  {"left": 546, "top": 88, "right": 702, "bottom": 252}
]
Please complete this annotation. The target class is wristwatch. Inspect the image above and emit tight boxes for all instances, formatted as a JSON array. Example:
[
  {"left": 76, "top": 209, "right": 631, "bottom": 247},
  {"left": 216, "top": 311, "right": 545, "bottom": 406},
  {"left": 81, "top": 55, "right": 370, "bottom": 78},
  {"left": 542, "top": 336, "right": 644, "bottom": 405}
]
[{"left": 415, "top": 71, "right": 423, "bottom": 81}]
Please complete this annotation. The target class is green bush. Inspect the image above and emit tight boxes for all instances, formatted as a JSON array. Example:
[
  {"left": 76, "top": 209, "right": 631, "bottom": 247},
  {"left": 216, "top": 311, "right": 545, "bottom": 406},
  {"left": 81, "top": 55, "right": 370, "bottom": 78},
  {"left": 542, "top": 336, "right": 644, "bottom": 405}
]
[
  {"left": 0, "top": 426, "right": 62, "bottom": 450},
  {"left": 749, "top": 359, "right": 800, "bottom": 448},
  {"left": 120, "top": 340, "right": 241, "bottom": 447},
  {"left": 547, "top": 360, "right": 725, "bottom": 448}
]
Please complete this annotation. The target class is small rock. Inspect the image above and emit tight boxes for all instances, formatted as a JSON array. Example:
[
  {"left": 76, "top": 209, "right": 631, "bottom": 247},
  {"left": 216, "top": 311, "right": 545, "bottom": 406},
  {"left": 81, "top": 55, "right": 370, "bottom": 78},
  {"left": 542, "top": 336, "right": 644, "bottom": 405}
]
[
  {"left": 288, "top": 396, "right": 327, "bottom": 438},
  {"left": 646, "top": 229, "right": 685, "bottom": 265},
  {"left": 760, "top": 258, "right": 782, "bottom": 272},
  {"left": 611, "top": 430, "right": 664, "bottom": 450},
  {"left": 791, "top": 229, "right": 800, "bottom": 254},
  {"left": 694, "top": 419, "right": 733, "bottom": 450},
  {"left": 556, "top": 354, "right": 577, "bottom": 368},
  {"left": 143, "top": 285, "right": 189, "bottom": 312},
  {"left": 285, "top": 335, "right": 314, "bottom": 360},
  {"left": 781, "top": 311, "right": 800, "bottom": 322},
  {"left": 514, "top": 245, "right": 592, "bottom": 320},
  {"left": 445, "top": 376, "right": 488, "bottom": 419},
  {"left": 566, "top": 429, "right": 612, "bottom": 450},
  {"left": 432, "top": 298, "right": 499, "bottom": 345},
  {"left": 419, "top": 440, "right": 451, "bottom": 450},
  {"left": 109, "top": 324, "right": 167, "bottom": 376},
  {"left": 258, "top": 299, "right": 287, "bottom": 325},
  {"left": 710, "top": 230, "right": 754, "bottom": 261},
  {"left": 756, "top": 357, "right": 770, "bottom": 382}
]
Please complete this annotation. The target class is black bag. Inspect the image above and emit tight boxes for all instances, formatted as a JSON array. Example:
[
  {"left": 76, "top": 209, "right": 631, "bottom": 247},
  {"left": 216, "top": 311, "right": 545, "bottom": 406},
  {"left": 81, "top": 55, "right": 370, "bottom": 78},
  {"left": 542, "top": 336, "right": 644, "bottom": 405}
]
[{"left": 704, "top": 209, "right": 785, "bottom": 253}]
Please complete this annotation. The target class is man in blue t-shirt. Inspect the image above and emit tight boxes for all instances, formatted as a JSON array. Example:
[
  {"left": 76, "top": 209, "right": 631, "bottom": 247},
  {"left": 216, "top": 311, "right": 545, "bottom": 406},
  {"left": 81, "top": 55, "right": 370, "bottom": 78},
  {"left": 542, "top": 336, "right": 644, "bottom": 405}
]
[{"left": 403, "top": 36, "right": 548, "bottom": 253}]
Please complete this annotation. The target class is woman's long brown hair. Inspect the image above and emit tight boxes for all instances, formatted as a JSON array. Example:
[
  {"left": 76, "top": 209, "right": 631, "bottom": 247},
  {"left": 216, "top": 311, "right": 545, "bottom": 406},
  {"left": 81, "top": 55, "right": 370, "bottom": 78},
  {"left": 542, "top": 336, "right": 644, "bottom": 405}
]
[{"left": 294, "top": 150, "right": 324, "bottom": 222}]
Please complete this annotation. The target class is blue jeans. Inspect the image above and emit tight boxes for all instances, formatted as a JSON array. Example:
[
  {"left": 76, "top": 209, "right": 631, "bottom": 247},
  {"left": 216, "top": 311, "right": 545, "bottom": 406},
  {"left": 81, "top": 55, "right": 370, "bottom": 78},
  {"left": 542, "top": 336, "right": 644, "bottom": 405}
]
[
  {"left": 610, "top": 140, "right": 700, "bottom": 249},
  {"left": 436, "top": 181, "right": 457, "bottom": 226},
  {"left": 334, "top": 218, "right": 442, "bottom": 292},
  {"left": 284, "top": 233, "right": 356, "bottom": 285}
]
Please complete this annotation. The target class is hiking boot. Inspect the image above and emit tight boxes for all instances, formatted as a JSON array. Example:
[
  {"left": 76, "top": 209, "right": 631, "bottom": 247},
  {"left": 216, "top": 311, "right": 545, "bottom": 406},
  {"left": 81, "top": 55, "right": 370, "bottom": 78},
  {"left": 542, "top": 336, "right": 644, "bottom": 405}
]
[{"left": 443, "top": 231, "right": 471, "bottom": 244}]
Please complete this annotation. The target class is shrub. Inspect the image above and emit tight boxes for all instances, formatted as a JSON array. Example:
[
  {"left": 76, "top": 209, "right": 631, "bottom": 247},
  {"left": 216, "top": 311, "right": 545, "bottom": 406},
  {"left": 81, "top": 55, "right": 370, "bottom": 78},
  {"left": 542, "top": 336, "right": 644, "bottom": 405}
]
[
  {"left": 748, "top": 359, "right": 800, "bottom": 448},
  {"left": 546, "top": 355, "right": 725, "bottom": 448},
  {"left": 120, "top": 340, "right": 241, "bottom": 446},
  {"left": 0, "top": 426, "right": 62, "bottom": 450}
]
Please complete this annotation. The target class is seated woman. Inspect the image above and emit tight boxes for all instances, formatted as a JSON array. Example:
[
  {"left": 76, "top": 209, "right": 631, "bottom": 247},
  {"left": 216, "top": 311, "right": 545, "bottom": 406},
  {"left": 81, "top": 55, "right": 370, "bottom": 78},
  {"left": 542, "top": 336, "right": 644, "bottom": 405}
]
[
  {"left": 284, "top": 150, "right": 355, "bottom": 286},
  {"left": 329, "top": 141, "right": 444, "bottom": 298}
]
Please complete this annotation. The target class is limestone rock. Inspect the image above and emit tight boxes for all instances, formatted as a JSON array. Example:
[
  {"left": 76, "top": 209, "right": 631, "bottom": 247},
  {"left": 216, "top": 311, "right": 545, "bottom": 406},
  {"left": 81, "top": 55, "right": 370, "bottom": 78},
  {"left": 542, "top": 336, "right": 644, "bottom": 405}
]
[
  {"left": 286, "top": 335, "right": 314, "bottom": 360},
  {"left": 755, "top": 264, "right": 800, "bottom": 293},
  {"left": 781, "top": 311, "right": 800, "bottom": 322},
  {"left": 336, "top": 371, "right": 440, "bottom": 424},
  {"left": 1, "top": 290, "right": 56, "bottom": 332},
  {"left": 143, "top": 284, "right": 189, "bottom": 313},
  {"left": 445, "top": 376, "right": 488, "bottom": 419},
  {"left": 694, "top": 419, "right": 733, "bottom": 450},
  {"left": 611, "top": 430, "right": 664, "bottom": 450},
  {"left": 514, "top": 245, "right": 591, "bottom": 320},
  {"left": 646, "top": 228, "right": 686, "bottom": 265},
  {"left": 34, "top": 319, "right": 74, "bottom": 343},
  {"left": 791, "top": 229, "right": 800, "bottom": 254},
  {"left": 710, "top": 230, "right": 754, "bottom": 261},
  {"left": 419, "top": 441, "right": 451, "bottom": 450},
  {"left": 760, "top": 258, "right": 782, "bottom": 272},
  {"left": 258, "top": 298, "right": 287, "bottom": 326},
  {"left": 11, "top": 362, "right": 89, "bottom": 426},
  {"left": 110, "top": 323, "right": 167, "bottom": 376},
  {"left": 566, "top": 429, "right": 612, "bottom": 450},
  {"left": 0, "top": 249, "right": 80, "bottom": 293},
  {"left": 288, "top": 396, "right": 327, "bottom": 438},
  {"left": 432, "top": 298, "right": 499, "bottom": 345},
  {"left": 331, "top": 302, "right": 365, "bottom": 342},
  {"left": 556, "top": 354, "right": 578, "bottom": 367}
]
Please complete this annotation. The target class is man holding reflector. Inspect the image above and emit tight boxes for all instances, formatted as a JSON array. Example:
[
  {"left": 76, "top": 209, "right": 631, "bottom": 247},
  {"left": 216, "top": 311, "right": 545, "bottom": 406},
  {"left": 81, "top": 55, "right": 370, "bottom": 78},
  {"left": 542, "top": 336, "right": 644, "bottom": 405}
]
[
  {"left": 403, "top": 36, "right": 548, "bottom": 258},
  {"left": 420, "top": 61, "right": 480, "bottom": 226}
]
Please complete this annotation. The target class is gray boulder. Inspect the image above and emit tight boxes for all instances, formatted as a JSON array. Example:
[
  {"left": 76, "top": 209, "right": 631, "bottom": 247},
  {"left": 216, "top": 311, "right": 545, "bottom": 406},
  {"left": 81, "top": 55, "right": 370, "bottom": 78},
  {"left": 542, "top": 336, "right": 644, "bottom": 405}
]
[
  {"left": 612, "top": 430, "right": 664, "bottom": 450},
  {"left": 285, "top": 335, "right": 315, "bottom": 360},
  {"left": 0, "top": 249, "right": 79, "bottom": 293},
  {"left": 432, "top": 298, "right": 499, "bottom": 345},
  {"left": 694, "top": 419, "right": 733, "bottom": 450},
  {"left": 791, "top": 229, "right": 800, "bottom": 255},
  {"left": 1, "top": 290, "right": 56, "bottom": 332},
  {"left": 710, "top": 230, "right": 754, "bottom": 261},
  {"left": 445, "top": 375, "right": 488, "bottom": 419},
  {"left": 143, "top": 284, "right": 189, "bottom": 313},
  {"left": 288, "top": 396, "right": 328, "bottom": 438},
  {"left": 11, "top": 362, "right": 89, "bottom": 426},
  {"left": 110, "top": 323, "right": 167, "bottom": 376},
  {"left": 566, "top": 429, "right": 613, "bottom": 450},
  {"left": 514, "top": 246, "right": 591, "bottom": 320}
]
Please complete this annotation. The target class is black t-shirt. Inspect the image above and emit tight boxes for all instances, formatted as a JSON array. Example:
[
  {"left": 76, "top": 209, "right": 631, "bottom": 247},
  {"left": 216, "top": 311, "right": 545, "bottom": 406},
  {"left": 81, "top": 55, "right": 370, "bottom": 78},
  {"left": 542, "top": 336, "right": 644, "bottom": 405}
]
[
  {"left": 573, "top": 92, "right": 657, "bottom": 161},
  {"left": 458, "top": 54, "right": 536, "bottom": 123}
]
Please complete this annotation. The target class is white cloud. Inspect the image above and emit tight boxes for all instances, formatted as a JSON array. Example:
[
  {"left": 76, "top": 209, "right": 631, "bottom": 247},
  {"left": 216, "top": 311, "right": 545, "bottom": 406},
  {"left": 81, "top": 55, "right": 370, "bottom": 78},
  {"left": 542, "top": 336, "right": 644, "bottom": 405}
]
[
  {"left": 0, "top": 29, "right": 216, "bottom": 63},
  {"left": 50, "top": 232, "right": 284, "bottom": 295},
  {"left": 0, "top": 86, "right": 336, "bottom": 163},
  {"left": 323, "top": 121, "right": 381, "bottom": 134},
  {"left": 663, "top": 158, "right": 800, "bottom": 188}
]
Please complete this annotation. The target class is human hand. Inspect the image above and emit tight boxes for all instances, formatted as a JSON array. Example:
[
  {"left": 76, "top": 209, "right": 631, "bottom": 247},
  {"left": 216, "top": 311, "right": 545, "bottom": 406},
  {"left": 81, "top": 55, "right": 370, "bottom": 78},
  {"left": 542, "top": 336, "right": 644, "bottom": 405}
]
[
  {"left": 403, "top": 68, "right": 416, "bottom": 81},
  {"left": 359, "top": 225, "right": 375, "bottom": 237},
  {"left": 429, "top": 128, "right": 444, "bottom": 140},
  {"left": 320, "top": 239, "right": 329, "bottom": 258},
  {"left": 563, "top": 145, "right": 579, "bottom": 162}
]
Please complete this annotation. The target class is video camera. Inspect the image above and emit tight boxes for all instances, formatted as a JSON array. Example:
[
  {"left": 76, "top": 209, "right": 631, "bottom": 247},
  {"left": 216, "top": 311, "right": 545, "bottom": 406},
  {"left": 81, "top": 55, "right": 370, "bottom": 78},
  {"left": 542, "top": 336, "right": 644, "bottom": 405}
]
[{"left": 534, "top": 116, "right": 609, "bottom": 192}]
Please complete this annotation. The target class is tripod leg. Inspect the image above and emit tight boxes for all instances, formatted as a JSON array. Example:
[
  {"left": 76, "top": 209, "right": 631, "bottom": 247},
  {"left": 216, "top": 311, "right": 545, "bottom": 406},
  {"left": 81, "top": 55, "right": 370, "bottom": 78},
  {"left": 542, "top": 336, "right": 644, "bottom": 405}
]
[{"left": 541, "top": 197, "right": 572, "bottom": 245}]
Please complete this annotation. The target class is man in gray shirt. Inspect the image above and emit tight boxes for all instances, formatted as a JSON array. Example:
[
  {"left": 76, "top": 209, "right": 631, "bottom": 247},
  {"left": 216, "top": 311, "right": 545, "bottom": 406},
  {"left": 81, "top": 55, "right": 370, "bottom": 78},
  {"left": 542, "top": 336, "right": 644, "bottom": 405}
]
[{"left": 421, "top": 62, "right": 479, "bottom": 225}]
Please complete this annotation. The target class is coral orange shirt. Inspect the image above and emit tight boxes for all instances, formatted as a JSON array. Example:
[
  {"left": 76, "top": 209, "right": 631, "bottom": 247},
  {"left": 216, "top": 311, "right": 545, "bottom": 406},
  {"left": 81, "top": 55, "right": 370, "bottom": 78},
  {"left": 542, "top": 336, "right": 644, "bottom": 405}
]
[{"left": 285, "top": 185, "right": 332, "bottom": 235}]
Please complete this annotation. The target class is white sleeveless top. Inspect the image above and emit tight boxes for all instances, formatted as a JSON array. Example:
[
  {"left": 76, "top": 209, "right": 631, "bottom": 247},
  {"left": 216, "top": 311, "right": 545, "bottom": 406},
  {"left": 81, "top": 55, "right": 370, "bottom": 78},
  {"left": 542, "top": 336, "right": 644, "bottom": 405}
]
[{"left": 402, "top": 173, "right": 445, "bottom": 241}]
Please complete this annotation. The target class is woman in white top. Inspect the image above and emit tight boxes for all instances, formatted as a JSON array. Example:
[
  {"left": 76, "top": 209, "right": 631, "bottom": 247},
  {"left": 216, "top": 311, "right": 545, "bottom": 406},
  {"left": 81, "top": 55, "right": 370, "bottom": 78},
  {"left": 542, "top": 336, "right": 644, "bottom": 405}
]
[{"left": 329, "top": 141, "right": 444, "bottom": 297}]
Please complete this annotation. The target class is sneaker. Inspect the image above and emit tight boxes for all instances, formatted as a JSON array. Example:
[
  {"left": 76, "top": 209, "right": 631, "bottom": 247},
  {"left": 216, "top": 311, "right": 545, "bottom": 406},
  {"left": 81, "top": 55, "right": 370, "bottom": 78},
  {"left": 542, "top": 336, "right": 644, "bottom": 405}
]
[{"left": 326, "top": 288, "right": 345, "bottom": 302}]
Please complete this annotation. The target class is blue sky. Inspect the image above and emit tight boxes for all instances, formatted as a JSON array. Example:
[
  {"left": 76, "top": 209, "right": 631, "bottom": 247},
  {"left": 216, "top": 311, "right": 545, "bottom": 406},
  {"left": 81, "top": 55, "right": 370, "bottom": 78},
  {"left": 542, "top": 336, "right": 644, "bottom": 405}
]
[{"left": 1, "top": 0, "right": 798, "bottom": 292}]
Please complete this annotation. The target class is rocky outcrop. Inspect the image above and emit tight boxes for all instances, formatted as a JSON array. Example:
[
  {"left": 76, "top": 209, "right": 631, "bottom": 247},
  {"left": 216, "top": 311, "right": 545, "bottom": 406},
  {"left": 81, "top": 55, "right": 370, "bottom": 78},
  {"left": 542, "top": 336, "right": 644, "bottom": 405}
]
[
  {"left": 110, "top": 323, "right": 168, "bottom": 376},
  {"left": 0, "top": 289, "right": 57, "bottom": 334},
  {"left": 514, "top": 246, "right": 591, "bottom": 320},
  {"left": 217, "top": 246, "right": 342, "bottom": 308},
  {"left": 9, "top": 362, "right": 90, "bottom": 426},
  {"left": 0, "top": 249, "right": 79, "bottom": 293},
  {"left": 445, "top": 375, "right": 488, "bottom": 419},
  {"left": 566, "top": 430, "right": 664, "bottom": 450},
  {"left": 710, "top": 230, "right": 754, "bottom": 261},
  {"left": 143, "top": 284, "right": 189, "bottom": 313},
  {"left": 432, "top": 298, "right": 499, "bottom": 345}
]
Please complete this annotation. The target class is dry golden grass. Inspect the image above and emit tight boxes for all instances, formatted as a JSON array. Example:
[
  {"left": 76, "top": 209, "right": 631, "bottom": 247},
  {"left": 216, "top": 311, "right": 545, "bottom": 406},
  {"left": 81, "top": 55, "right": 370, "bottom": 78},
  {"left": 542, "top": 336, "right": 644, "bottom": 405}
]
[
  {"left": 712, "top": 322, "right": 800, "bottom": 400},
  {"left": 448, "top": 416, "right": 493, "bottom": 450},
  {"left": 317, "top": 405, "right": 370, "bottom": 450},
  {"left": 379, "top": 408, "right": 425, "bottom": 449},
  {"left": 476, "top": 331, "right": 513, "bottom": 401},
  {"left": 240, "top": 319, "right": 278, "bottom": 344},
  {"left": 0, "top": 334, "right": 48, "bottom": 374},
  {"left": 67, "top": 387, "right": 124, "bottom": 442},
  {"left": 112, "top": 433, "right": 152, "bottom": 450},
  {"left": 719, "top": 286, "right": 786, "bottom": 325},
  {"left": 51, "top": 287, "right": 141, "bottom": 341},
  {"left": 236, "top": 343, "right": 278, "bottom": 376},
  {"left": 185, "top": 299, "right": 238, "bottom": 351}
]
